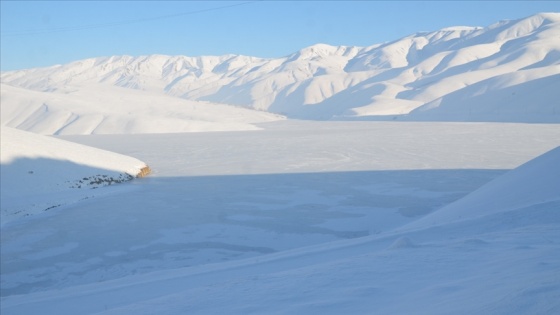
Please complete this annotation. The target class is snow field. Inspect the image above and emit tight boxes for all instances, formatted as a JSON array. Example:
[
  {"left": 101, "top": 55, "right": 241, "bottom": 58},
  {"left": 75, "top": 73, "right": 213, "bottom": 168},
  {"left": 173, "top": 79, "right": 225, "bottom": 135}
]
[{"left": 1, "top": 121, "right": 559, "bottom": 314}]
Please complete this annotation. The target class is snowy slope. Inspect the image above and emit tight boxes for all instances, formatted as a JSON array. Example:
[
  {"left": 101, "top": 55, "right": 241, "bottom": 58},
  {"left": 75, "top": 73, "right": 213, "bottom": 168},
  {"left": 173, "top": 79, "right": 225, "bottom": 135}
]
[
  {"left": 1, "top": 122, "right": 559, "bottom": 314},
  {"left": 405, "top": 66, "right": 560, "bottom": 122},
  {"left": 402, "top": 145, "right": 560, "bottom": 230},
  {"left": 2, "top": 13, "right": 559, "bottom": 125},
  {"left": 0, "top": 126, "right": 149, "bottom": 225},
  {"left": 0, "top": 83, "right": 284, "bottom": 135}
]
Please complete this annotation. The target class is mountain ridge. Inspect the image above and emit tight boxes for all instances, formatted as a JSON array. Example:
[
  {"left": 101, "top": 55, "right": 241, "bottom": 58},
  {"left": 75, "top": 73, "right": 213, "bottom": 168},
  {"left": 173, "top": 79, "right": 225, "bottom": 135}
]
[{"left": 1, "top": 12, "right": 559, "bottom": 132}]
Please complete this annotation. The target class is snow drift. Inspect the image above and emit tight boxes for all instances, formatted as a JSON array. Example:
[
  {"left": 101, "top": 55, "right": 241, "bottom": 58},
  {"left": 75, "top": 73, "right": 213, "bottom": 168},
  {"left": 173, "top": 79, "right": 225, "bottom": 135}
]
[
  {"left": 403, "top": 145, "right": 560, "bottom": 230},
  {"left": 0, "top": 126, "right": 150, "bottom": 225}
]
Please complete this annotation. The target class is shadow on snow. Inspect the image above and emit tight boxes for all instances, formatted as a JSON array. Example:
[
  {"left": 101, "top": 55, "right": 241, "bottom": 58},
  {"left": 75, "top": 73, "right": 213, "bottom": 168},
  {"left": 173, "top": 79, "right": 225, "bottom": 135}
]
[{"left": 1, "top": 161, "right": 506, "bottom": 296}]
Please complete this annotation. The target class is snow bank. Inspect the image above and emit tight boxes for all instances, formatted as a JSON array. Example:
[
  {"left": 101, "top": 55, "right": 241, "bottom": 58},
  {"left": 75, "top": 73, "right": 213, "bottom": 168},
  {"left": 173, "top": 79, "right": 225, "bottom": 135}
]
[
  {"left": 402, "top": 145, "right": 560, "bottom": 230},
  {"left": 0, "top": 126, "right": 149, "bottom": 225}
]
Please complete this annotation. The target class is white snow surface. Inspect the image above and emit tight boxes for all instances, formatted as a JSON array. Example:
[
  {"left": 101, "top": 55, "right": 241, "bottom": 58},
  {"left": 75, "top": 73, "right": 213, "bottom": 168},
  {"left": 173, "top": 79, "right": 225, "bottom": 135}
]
[
  {"left": 0, "top": 126, "right": 149, "bottom": 225},
  {"left": 1, "top": 12, "right": 560, "bottom": 315},
  {"left": 1, "top": 121, "right": 560, "bottom": 314},
  {"left": 402, "top": 145, "right": 560, "bottom": 230},
  {"left": 0, "top": 83, "right": 284, "bottom": 135},
  {"left": 1, "top": 13, "right": 559, "bottom": 127}
]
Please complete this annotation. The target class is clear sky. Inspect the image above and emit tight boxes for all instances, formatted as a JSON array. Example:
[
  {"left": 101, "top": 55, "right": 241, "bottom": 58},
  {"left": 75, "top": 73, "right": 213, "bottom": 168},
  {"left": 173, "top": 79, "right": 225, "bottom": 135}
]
[{"left": 1, "top": 1, "right": 559, "bottom": 71}]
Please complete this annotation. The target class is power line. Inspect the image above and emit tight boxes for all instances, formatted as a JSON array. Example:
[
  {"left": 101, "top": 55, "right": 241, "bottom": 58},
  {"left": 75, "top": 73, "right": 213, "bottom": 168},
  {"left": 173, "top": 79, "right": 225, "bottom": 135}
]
[{"left": 1, "top": 1, "right": 260, "bottom": 36}]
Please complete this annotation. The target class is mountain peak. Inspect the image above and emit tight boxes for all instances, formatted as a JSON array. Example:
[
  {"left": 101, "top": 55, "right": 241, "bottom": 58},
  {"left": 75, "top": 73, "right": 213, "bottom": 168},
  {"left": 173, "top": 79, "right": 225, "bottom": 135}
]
[
  {"left": 531, "top": 12, "right": 560, "bottom": 22},
  {"left": 484, "top": 11, "right": 560, "bottom": 42},
  {"left": 439, "top": 26, "right": 483, "bottom": 32},
  {"left": 287, "top": 43, "right": 357, "bottom": 61}
]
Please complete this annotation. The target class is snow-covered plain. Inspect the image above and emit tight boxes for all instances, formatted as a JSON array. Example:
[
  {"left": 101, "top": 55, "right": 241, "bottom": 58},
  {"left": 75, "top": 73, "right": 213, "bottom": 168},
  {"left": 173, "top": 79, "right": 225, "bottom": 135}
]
[{"left": 1, "top": 121, "right": 560, "bottom": 314}]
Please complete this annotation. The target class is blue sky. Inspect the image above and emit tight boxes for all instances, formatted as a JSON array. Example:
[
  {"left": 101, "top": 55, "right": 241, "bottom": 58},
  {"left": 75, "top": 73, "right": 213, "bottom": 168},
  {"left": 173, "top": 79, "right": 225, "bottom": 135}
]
[{"left": 1, "top": 1, "right": 559, "bottom": 71}]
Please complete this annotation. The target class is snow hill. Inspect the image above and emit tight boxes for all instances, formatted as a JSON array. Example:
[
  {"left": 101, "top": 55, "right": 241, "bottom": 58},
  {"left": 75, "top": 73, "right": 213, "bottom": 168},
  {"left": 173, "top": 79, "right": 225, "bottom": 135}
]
[
  {"left": 0, "top": 126, "right": 149, "bottom": 225},
  {"left": 0, "top": 83, "right": 284, "bottom": 135},
  {"left": 1, "top": 12, "right": 559, "bottom": 130},
  {"left": 403, "top": 145, "right": 560, "bottom": 230}
]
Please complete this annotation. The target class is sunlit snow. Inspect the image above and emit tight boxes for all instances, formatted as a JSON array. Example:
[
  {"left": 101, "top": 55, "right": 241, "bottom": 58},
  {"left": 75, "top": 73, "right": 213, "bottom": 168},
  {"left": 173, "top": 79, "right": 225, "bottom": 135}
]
[{"left": 2, "top": 13, "right": 559, "bottom": 127}]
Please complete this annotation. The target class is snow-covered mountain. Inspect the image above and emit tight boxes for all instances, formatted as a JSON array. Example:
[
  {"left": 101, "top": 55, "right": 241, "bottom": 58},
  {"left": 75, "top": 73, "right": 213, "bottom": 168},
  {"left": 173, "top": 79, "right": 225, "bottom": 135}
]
[{"left": 1, "top": 12, "right": 559, "bottom": 130}]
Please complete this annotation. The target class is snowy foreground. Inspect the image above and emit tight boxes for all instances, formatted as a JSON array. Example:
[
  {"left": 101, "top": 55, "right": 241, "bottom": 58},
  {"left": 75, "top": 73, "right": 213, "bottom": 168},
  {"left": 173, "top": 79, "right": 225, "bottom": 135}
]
[{"left": 1, "top": 121, "right": 560, "bottom": 314}]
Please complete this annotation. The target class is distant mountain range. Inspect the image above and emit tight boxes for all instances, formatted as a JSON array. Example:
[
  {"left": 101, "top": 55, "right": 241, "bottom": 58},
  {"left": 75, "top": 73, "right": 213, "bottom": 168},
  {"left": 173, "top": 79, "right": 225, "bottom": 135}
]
[{"left": 1, "top": 13, "right": 559, "bottom": 134}]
